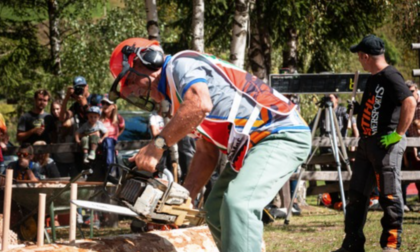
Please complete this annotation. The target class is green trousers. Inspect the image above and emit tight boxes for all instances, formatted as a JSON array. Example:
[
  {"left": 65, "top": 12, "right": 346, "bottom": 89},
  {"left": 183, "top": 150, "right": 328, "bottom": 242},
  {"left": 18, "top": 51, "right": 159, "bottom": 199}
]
[
  {"left": 81, "top": 134, "right": 99, "bottom": 150},
  {"left": 204, "top": 131, "right": 311, "bottom": 252}
]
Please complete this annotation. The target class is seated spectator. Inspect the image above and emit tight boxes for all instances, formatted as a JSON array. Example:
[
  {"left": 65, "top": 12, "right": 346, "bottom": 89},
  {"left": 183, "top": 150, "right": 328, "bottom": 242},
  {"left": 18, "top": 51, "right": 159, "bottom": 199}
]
[
  {"left": 5, "top": 143, "right": 39, "bottom": 181},
  {"left": 100, "top": 95, "right": 125, "bottom": 174},
  {"left": 50, "top": 100, "right": 76, "bottom": 177},
  {"left": 32, "top": 141, "right": 60, "bottom": 179},
  {"left": 75, "top": 106, "right": 108, "bottom": 163},
  {"left": 17, "top": 89, "right": 55, "bottom": 145}
]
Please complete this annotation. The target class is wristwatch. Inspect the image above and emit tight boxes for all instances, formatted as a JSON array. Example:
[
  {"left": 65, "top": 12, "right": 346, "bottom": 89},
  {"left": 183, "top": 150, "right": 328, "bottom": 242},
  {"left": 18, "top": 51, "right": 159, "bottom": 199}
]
[{"left": 154, "top": 135, "right": 168, "bottom": 150}]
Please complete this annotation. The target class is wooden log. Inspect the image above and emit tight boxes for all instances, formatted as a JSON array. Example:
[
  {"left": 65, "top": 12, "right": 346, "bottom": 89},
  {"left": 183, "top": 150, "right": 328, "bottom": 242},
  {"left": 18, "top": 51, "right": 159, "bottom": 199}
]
[
  {"left": 2, "top": 169, "right": 13, "bottom": 251},
  {"left": 8, "top": 226, "right": 223, "bottom": 252}
]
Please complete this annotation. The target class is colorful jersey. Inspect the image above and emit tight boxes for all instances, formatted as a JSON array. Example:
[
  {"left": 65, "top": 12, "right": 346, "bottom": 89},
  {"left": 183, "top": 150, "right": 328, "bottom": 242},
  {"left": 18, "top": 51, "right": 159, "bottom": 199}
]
[{"left": 159, "top": 51, "right": 309, "bottom": 171}]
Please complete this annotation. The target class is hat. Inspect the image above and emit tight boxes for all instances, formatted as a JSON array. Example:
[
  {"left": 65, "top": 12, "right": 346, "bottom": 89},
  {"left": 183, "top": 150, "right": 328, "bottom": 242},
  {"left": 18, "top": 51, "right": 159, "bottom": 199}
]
[
  {"left": 350, "top": 34, "right": 385, "bottom": 55},
  {"left": 101, "top": 94, "right": 114, "bottom": 105},
  {"left": 87, "top": 106, "right": 101, "bottom": 115},
  {"left": 73, "top": 76, "right": 87, "bottom": 86}
]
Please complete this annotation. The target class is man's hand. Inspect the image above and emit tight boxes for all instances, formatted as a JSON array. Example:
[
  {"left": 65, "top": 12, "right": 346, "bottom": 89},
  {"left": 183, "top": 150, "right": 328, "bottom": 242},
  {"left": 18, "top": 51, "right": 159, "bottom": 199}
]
[
  {"left": 74, "top": 95, "right": 88, "bottom": 106},
  {"left": 347, "top": 100, "right": 361, "bottom": 115},
  {"left": 379, "top": 131, "right": 403, "bottom": 149},
  {"left": 128, "top": 143, "right": 164, "bottom": 173},
  {"left": 65, "top": 86, "right": 75, "bottom": 99},
  {"left": 32, "top": 126, "right": 45, "bottom": 136}
]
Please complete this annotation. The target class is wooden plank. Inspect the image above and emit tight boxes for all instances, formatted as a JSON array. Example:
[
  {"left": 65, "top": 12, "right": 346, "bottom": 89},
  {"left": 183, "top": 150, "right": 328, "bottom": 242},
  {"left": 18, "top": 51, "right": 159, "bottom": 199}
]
[
  {"left": 312, "top": 136, "right": 420, "bottom": 147},
  {"left": 4, "top": 140, "right": 151, "bottom": 155},
  {"left": 290, "top": 171, "right": 352, "bottom": 181},
  {"left": 290, "top": 171, "right": 420, "bottom": 181},
  {"left": 4, "top": 137, "right": 420, "bottom": 155}
]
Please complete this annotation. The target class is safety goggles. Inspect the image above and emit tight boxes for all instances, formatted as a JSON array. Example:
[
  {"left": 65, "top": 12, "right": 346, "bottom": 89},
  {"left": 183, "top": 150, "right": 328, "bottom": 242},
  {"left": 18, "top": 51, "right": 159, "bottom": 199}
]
[
  {"left": 17, "top": 152, "right": 30, "bottom": 158},
  {"left": 109, "top": 46, "right": 156, "bottom": 112}
]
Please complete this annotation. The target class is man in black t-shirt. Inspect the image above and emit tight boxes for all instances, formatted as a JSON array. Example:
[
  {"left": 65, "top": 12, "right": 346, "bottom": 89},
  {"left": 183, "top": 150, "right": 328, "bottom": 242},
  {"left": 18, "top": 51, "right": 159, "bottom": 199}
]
[
  {"left": 59, "top": 76, "right": 94, "bottom": 176},
  {"left": 59, "top": 76, "right": 92, "bottom": 128},
  {"left": 333, "top": 35, "right": 416, "bottom": 252},
  {"left": 17, "top": 89, "right": 55, "bottom": 144}
]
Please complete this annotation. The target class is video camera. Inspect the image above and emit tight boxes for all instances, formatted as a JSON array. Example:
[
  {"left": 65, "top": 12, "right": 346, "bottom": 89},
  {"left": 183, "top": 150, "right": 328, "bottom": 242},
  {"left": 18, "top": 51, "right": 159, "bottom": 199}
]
[{"left": 74, "top": 85, "right": 85, "bottom": 96}]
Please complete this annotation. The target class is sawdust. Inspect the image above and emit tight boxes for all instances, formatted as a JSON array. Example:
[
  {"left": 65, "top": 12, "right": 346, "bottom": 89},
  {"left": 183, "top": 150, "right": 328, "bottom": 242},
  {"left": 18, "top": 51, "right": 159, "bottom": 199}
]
[{"left": 0, "top": 214, "right": 19, "bottom": 246}]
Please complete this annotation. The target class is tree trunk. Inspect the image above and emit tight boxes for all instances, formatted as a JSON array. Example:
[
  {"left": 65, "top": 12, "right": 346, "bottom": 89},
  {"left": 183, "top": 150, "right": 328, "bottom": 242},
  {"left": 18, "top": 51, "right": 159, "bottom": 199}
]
[
  {"left": 191, "top": 0, "right": 205, "bottom": 52},
  {"left": 248, "top": 11, "right": 266, "bottom": 80},
  {"left": 282, "top": 27, "right": 298, "bottom": 73},
  {"left": 248, "top": 0, "right": 271, "bottom": 82},
  {"left": 144, "top": 0, "right": 160, "bottom": 42},
  {"left": 47, "top": 0, "right": 61, "bottom": 78},
  {"left": 230, "top": 0, "right": 250, "bottom": 69}
]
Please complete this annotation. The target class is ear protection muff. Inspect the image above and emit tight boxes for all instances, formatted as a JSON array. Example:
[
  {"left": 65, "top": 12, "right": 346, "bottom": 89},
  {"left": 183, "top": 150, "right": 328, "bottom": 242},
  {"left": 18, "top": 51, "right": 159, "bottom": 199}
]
[{"left": 137, "top": 46, "right": 164, "bottom": 70}]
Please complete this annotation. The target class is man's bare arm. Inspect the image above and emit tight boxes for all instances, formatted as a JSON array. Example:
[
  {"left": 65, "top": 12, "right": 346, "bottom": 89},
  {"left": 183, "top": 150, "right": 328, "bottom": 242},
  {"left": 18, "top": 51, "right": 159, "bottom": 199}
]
[
  {"left": 183, "top": 138, "right": 220, "bottom": 200},
  {"left": 59, "top": 87, "right": 74, "bottom": 122},
  {"left": 130, "top": 82, "right": 213, "bottom": 172},
  {"left": 17, "top": 128, "right": 43, "bottom": 143},
  {"left": 160, "top": 83, "right": 213, "bottom": 146},
  {"left": 396, "top": 96, "right": 416, "bottom": 135}
]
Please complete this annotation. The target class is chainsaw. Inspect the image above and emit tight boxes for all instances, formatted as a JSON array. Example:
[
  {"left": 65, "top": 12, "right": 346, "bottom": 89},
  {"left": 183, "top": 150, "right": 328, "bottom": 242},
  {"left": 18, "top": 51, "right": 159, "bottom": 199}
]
[{"left": 71, "top": 161, "right": 205, "bottom": 227}]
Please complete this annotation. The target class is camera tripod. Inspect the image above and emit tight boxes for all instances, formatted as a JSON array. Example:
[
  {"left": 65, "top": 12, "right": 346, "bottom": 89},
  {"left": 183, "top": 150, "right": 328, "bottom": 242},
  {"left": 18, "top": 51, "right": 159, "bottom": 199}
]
[{"left": 285, "top": 97, "right": 353, "bottom": 224}]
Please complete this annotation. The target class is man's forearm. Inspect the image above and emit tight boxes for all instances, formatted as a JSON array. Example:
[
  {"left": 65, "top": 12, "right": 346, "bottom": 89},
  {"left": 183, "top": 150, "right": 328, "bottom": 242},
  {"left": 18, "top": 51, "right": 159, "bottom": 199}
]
[
  {"left": 183, "top": 139, "right": 219, "bottom": 200},
  {"left": 59, "top": 97, "right": 70, "bottom": 122},
  {"left": 396, "top": 97, "right": 416, "bottom": 135},
  {"left": 160, "top": 99, "right": 208, "bottom": 147},
  {"left": 17, "top": 131, "right": 32, "bottom": 143},
  {"left": 159, "top": 83, "right": 212, "bottom": 147}
]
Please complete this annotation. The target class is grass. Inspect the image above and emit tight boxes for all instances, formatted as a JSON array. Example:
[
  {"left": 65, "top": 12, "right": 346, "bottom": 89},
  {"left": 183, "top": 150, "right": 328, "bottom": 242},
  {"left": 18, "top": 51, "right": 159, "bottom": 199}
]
[{"left": 47, "top": 196, "right": 420, "bottom": 252}]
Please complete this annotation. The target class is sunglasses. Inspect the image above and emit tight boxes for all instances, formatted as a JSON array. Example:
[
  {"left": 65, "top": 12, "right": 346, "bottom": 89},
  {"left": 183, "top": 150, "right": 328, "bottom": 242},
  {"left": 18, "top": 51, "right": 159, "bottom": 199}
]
[
  {"left": 17, "top": 152, "right": 30, "bottom": 158},
  {"left": 101, "top": 101, "right": 111, "bottom": 106}
]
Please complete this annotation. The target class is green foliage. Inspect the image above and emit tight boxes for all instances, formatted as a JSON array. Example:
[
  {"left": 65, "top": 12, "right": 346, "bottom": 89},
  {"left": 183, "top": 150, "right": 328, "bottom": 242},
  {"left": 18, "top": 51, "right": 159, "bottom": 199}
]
[{"left": 60, "top": 0, "right": 148, "bottom": 99}]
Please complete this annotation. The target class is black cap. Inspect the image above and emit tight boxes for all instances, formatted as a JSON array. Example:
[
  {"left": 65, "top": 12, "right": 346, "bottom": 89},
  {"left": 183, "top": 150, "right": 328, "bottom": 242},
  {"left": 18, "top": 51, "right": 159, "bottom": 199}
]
[{"left": 350, "top": 34, "right": 385, "bottom": 55}]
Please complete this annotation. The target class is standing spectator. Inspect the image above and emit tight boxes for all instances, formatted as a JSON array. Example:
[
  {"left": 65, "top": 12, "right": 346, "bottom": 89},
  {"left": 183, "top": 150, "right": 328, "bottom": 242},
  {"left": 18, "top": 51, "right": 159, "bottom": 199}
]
[
  {"left": 50, "top": 100, "right": 76, "bottom": 177},
  {"left": 403, "top": 80, "right": 420, "bottom": 205},
  {"left": 333, "top": 34, "right": 416, "bottom": 252},
  {"left": 0, "top": 113, "right": 7, "bottom": 173},
  {"left": 59, "top": 76, "right": 92, "bottom": 175},
  {"left": 17, "top": 89, "right": 55, "bottom": 144},
  {"left": 100, "top": 95, "right": 125, "bottom": 173},
  {"left": 59, "top": 76, "right": 92, "bottom": 127},
  {"left": 75, "top": 106, "right": 108, "bottom": 163},
  {"left": 32, "top": 141, "right": 60, "bottom": 179},
  {"left": 5, "top": 143, "right": 39, "bottom": 181}
]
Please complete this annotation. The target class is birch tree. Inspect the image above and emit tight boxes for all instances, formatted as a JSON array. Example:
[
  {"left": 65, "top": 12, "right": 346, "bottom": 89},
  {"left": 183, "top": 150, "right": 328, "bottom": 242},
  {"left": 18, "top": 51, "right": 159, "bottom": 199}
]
[
  {"left": 144, "top": 0, "right": 160, "bottom": 41},
  {"left": 230, "top": 0, "right": 250, "bottom": 68},
  {"left": 47, "top": 0, "right": 61, "bottom": 77},
  {"left": 191, "top": 0, "right": 205, "bottom": 52}
]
